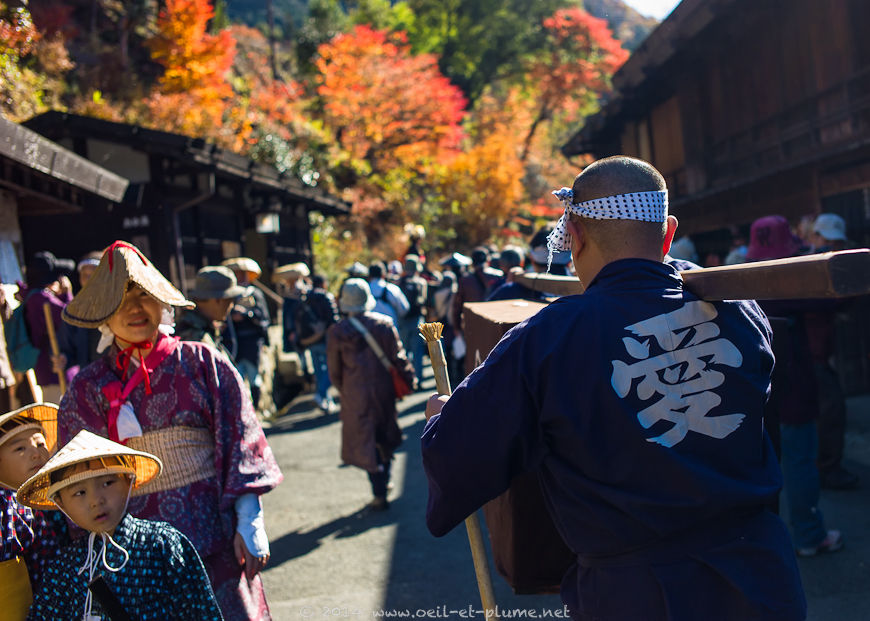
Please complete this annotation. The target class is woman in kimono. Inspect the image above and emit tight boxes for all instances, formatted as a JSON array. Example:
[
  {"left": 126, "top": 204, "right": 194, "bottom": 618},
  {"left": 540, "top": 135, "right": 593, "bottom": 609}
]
[
  {"left": 326, "top": 278, "right": 414, "bottom": 510},
  {"left": 57, "top": 241, "right": 282, "bottom": 620}
]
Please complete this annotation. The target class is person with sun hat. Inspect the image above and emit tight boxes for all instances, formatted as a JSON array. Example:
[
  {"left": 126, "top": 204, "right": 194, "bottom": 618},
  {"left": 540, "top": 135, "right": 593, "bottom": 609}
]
[
  {"left": 19, "top": 429, "right": 221, "bottom": 620},
  {"left": 221, "top": 257, "right": 271, "bottom": 409},
  {"left": 58, "top": 241, "right": 282, "bottom": 620},
  {"left": 0, "top": 403, "right": 68, "bottom": 619}
]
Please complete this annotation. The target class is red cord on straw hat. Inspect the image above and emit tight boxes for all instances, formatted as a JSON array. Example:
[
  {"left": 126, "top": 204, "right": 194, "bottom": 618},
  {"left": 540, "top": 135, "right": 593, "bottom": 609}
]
[{"left": 104, "top": 241, "right": 148, "bottom": 272}]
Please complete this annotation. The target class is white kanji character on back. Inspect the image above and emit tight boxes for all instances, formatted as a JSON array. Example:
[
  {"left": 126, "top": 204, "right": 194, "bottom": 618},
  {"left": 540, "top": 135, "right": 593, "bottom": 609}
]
[{"left": 611, "top": 301, "right": 745, "bottom": 447}]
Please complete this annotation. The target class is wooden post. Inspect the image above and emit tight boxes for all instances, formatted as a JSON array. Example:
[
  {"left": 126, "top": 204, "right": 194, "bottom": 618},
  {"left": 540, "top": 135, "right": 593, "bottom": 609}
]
[
  {"left": 420, "top": 322, "right": 499, "bottom": 621},
  {"left": 41, "top": 303, "right": 66, "bottom": 394}
]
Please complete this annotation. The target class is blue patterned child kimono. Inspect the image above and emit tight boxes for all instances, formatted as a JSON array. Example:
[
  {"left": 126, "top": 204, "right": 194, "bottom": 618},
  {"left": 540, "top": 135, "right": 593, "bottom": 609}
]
[
  {"left": 28, "top": 513, "right": 222, "bottom": 620},
  {"left": 1, "top": 488, "right": 68, "bottom": 587}
]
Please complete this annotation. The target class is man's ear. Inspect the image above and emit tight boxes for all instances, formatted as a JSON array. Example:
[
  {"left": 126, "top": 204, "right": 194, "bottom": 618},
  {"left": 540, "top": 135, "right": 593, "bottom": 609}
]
[
  {"left": 565, "top": 217, "right": 586, "bottom": 258},
  {"left": 662, "top": 215, "right": 679, "bottom": 258}
]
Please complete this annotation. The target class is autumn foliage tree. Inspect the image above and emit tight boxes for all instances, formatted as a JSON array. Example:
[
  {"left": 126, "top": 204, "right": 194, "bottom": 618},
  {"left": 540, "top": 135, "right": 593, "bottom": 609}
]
[
  {"left": 315, "top": 25, "right": 466, "bottom": 178},
  {"left": 0, "top": 0, "right": 636, "bottom": 271},
  {"left": 144, "top": 0, "right": 236, "bottom": 140},
  {"left": 521, "top": 8, "right": 628, "bottom": 161},
  {"left": 0, "top": 2, "right": 71, "bottom": 122},
  {"left": 226, "top": 25, "right": 329, "bottom": 186},
  {"left": 436, "top": 87, "right": 527, "bottom": 244},
  {"left": 312, "top": 24, "right": 467, "bottom": 247}
]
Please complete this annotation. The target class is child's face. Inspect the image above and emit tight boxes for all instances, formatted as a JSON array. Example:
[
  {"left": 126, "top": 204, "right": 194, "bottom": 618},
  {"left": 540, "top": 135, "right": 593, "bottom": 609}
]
[
  {"left": 56, "top": 470, "right": 131, "bottom": 535},
  {"left": 0, "top": 429, "right": 49, "bottom": 488}
]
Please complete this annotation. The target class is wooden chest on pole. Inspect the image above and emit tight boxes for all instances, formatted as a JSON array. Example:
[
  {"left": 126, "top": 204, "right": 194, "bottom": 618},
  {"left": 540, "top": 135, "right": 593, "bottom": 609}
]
[{"left": 463, "top": 300, "right": 573, "bottom": 595}]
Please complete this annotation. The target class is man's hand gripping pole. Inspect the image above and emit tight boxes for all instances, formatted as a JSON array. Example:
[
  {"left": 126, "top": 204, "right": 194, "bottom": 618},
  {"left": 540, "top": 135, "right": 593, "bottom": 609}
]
[{"left": 420, "top": 322, "right": 499, "bottom": 621}]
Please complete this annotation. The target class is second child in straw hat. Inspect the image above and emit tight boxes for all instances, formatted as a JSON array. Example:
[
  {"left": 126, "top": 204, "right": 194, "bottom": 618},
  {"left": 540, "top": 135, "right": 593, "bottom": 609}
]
[
  {"left": 0, "top": 403, "right": 69, "bottom": 620},
  {"left": 58, "top": 241, "right": 282, "bottom": 620},
  {"left": 19, "top": 430, "right": 222, "bottom": 621}
]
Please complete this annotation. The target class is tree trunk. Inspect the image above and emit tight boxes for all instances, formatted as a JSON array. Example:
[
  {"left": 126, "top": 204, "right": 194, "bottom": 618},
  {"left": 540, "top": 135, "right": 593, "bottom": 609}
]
[
  {"left": 521, "top": 104, "right": 549, "bottom": 163},
  {"left": 119, "top": 20, "right": 129, "bottom": 71},
  {"left": 266, "top": 0, "right": 278, "bottom": 81}
]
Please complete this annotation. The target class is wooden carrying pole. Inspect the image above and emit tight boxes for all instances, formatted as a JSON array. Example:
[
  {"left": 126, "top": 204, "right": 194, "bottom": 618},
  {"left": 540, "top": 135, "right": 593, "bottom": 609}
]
[
  {"left": 42, "top": 303, "right": 66, "bottom": 394},
  {"left": 420, "top": 322, "right": 499, "bottom": 621},
  {"left": 514, "top": 249, "right": 870, "bottom": 301}
]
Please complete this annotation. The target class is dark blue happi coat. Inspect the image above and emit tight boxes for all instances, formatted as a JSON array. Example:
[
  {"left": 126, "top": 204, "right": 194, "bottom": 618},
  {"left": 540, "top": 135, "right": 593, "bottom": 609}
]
[
  {"left": 28, "top": 514, "right": 222, "bottom": 621},
  {"left": 422, "top": 259, "right": 806, "bottom": 621}
]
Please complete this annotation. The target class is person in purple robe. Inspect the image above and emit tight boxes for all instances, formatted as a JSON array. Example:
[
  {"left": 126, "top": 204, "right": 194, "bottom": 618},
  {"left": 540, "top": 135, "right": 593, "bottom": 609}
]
[
  {"left": 20, "top": 251, "right": 76, "bottom": 404},
  {"left": 56, "top": 241, "right": 283, "bottom": 620}
]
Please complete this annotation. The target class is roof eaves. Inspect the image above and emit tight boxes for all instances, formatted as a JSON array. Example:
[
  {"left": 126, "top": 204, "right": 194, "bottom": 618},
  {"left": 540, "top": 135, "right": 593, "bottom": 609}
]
[
  {"left": 0, "top": 114, "right": 129, "bottom": 202},
  {"left": 25, "top": 111, "right": 350, "bottom": 214},
  {"left": 562, "top": 0, "right": 736, "bottom": 156}
]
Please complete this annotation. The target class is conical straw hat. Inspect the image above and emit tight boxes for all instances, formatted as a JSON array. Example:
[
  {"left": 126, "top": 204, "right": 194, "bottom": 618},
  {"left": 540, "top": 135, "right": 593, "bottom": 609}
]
[
  {"left": 17, "top": 430, "right": 163, "bottom": 511},
  {"left": 0, "top": 402, "right": 59, "bottom": 453},
  {"left": 63, "top": 241, "right": 193, "bottom": 329}
]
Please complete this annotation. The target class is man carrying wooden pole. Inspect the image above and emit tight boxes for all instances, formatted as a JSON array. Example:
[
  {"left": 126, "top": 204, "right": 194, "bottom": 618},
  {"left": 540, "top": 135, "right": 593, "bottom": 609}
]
[{"left": 420, "top": 156, "right": 808, "bottom": 621}]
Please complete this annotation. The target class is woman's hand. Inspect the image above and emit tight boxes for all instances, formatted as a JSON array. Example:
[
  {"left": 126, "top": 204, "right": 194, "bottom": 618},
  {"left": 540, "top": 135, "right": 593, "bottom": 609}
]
[{"left": 233, "top": 531, "right": 269, "bottom": 581}]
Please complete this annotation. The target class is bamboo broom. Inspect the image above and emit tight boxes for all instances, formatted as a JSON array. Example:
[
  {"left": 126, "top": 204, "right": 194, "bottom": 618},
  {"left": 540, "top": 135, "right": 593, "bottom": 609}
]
[
  {"left": 42, "top": 303, "right": 66, "bottom": 394},
  {"left": 420, "top": 322, "right": 499, "bottom": 621}
]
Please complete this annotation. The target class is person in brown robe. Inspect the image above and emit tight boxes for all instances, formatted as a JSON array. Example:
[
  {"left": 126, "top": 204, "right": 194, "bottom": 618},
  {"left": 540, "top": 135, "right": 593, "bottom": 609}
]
[{"left": 327, "top": 278, "right": 415, "bottom": 510}]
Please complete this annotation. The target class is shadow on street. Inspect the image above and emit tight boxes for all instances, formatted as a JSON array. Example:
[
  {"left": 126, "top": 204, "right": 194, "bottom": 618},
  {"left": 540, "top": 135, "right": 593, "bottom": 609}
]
[{"left": 270, "top": 505, "right": 398, "bottom": 569}]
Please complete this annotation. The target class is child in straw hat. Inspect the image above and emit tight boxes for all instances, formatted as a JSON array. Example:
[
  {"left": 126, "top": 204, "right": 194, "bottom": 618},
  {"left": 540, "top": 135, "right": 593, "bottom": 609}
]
[
  {"left": 19, "top": 430, "right": 222, "bottom": 620},
  {"left": 58, "top": 241, "right": 282, "bottom": 620},
  {"left": 0, "top": 403, "right": 69, "bottom": 620}
]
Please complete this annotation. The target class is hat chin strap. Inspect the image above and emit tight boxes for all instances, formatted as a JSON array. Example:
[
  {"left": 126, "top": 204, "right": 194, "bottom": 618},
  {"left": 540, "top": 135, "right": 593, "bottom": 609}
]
[{"left": 72, "top": 485, "right": 132, "bottom": 621}]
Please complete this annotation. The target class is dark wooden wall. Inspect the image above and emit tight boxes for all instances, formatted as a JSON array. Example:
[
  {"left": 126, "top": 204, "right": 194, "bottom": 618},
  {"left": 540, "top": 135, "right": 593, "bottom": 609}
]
[
  {"left": 601, "top": 0, "right": 870, "bottom": 393},
  {"left": 616, "top": 0, "right": 870, "bottom": 219}
]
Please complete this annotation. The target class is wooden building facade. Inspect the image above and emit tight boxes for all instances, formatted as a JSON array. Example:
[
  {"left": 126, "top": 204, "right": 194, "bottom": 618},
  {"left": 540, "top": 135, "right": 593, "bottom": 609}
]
[
  {"left": 0, "top": 114, "right": 128, "bottom": 284},
  {"left": 24, "top": 112, "right": 348, "bottom": 292},
  {"left": 562, "top": 0, "right": 870, "bottom": 392}
]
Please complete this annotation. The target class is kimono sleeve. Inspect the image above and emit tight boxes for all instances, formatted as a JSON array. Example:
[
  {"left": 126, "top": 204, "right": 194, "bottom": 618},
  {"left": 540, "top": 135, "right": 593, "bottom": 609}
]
[
  {"left": 326, "top": 324, "right": 343, "bottom": 392},
  {"left": 421, "top": 322, "right": 546, "bottom": 537},
  {"left": 27, "top": 550, "right": 82, "bottom": 621},
  {"left": 165, "top": 527, "right": 224, "bottom": 620},
  {"left": 1, "top": 489, "right": 19, "bottom": 560},
  {"left": 58, "top": 364, "right": 112, "bottom": 444},
  {"left": 25, "top": 508, "right": 69, "bottom": 590},
  {"left": 24, "top": 290, "right": 69, "bottom": 354},
  {"left": 199, "top": 345, "right": 283, "bottom": 511}
]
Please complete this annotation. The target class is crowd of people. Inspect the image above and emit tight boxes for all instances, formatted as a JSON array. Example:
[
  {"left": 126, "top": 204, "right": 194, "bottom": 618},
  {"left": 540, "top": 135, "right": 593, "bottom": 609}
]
[
  {"left": 0, "top": 154, "right": 862, "bottom": 620},
  {"left": 0, "top": 218, "right": 582, "bottom": 619}
]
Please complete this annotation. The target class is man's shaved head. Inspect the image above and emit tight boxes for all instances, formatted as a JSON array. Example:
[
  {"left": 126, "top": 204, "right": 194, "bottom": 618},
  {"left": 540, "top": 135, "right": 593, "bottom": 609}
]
[
  {"left": 567, "top": 156, "right": 669, "bottom": 259},
  {"left": 571, "top": 156, "right": 666, "bottom": 203}
]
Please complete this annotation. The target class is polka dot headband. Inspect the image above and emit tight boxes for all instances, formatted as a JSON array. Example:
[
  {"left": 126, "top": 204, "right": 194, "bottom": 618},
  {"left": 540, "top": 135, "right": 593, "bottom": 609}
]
[{"left": 546, "top": 188, "right": 668, "bottom": 270}]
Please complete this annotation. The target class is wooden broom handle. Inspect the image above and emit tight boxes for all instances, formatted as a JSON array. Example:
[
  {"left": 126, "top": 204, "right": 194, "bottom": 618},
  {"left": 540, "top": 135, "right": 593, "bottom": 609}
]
[
  {"left": 42, "top": 303, "right": 66, "bottom": 394},
  {"left": 420, "top": 323, "right": 499, "bottom": 620}
]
